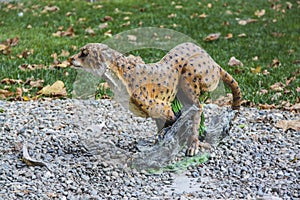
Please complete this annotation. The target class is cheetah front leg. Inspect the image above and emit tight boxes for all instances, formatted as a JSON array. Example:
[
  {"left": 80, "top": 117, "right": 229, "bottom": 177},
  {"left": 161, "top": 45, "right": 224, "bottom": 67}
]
[{"left": 186, "top": 103, "right": 202, "bottom": 156}]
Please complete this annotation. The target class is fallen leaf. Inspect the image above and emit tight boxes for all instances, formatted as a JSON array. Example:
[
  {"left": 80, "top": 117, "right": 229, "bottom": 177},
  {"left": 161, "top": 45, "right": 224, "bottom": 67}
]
[
  {"left": 85, "top": 27, "right": 96, "bottom": 36},
  {"left": 260, "top": 89, "right": 268, "bottom": 94},
  {"left": 270, "top": 82, "right": 285, "bottom": 91},
  {"left": 168, "top": 13, "right": 176, "bottom": 18},
  {"left": 121, "top": 21, "right": 131, "bottom": 27},
  {"left": 199, "top": 13, "right": 208, "bottom": 19},
  {"left": 0, "top": 37, "right": 19, "bottom": 55},
  {"left": 228, "top": 56, "right": 244, "bottom": 67},
  {"left": 286, "top": 76, "right": 296, "bottom": 86},
  {"left": 271, "top": 32, "right": 285, "bottom": 37},
  {"left": 238, "top": 18, "right": 257, "bottom": 25},
  {"left": 59, "top": 50, "right": 70, "bottom": 57},
  {"left": 0, "top": 44, "right": 10, "bottom": 54},
  {"left": 102, "top": 16, "right": 113, "bottom": 22},
  {"left": 53, "top": 26, "right": 75, "bottom": 37},
  {"left": 93, "top": 5, "right": 103, "bottom": 9},
  {"left": 175, "top": 5, "right": 183, "bottom": 9},
  {"left": 65, "top": 12, "right": 72, "bottom": 17},
  {"left": 19, "top": 64, "right": 45, "bottom": 70},
  {"left": 251, "top": 66, "right": 261, "bottom": 74},
  {"left": 262, "top": 69, "right": 270, "bottom": 75},
  {"left": 4, "top": 37, "right": 19, "bottom": 46},
  {"left": 104, "top": 29, "right": 112, "bottom": 37},
  {"left": 275, "top": 120, "right": 300, "bottom": 131},
  {"left": 1, "top": 78, "right": 23, "bottom": 84},
  {"left": 225, "top": 33, "right": 233, "bottom": 39},
  {"left": 52, "top": 60, "right": 71, "bottom": 68},
  {"left": 258, "top": 103, "right": 276, "bottom": 109},
  {"left": 238, "top": 33, "right": 247, "bottom": 37},
  {"left": 99, "top": 23, "right": 108, "bottom": 29},
  {"left": 254, "top": 9, "right": 265, "bottom": 17},
  {"left": 17, "top": 49, "right": 34, "bottom": 59},
  {"left": 270, "top": 59, "right": 281, "bottom": 67},
  {"left": 286, "top": 2, "right": 293, "bottom": 9},
  {"left": 204, "top": 33, "right": 221, "bottom": 42},
  {"left": 41, "top": 5, "right": 59, "bottom": 13},
  {"left": 0, "top": 89, "right": 15, "bottom": 99},
  {"left": 15, "top": 87, "right": 22, "bottom": 98},
  {"left": 37, "top": 80, "right": 67, "bottom": 97},
  {"left": 29, "top": 79, "right": 44, "bottom": 88}
]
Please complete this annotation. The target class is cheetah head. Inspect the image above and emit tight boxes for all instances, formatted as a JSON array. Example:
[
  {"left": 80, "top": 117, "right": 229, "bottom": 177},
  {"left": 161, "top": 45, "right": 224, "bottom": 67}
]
[{"left": 70, "top": 43, "right": 111, "bottom": 76}]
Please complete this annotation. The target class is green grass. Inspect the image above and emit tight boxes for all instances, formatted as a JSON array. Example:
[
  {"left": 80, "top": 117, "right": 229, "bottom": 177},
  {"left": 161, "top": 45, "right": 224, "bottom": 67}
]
[{"left": 0, "top": 0, "right": 299, "bottom": 105}]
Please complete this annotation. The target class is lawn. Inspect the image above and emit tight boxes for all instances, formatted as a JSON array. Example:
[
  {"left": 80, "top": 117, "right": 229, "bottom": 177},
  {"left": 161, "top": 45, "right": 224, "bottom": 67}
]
[{"left": 0, "top": 0, "right": 299, "bottom": 107}]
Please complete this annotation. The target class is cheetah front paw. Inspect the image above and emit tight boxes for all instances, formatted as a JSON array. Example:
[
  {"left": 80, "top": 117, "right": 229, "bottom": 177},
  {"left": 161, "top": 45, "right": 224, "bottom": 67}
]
[{"left": 186, "top": 139, "right": 199, "bottom": 156}]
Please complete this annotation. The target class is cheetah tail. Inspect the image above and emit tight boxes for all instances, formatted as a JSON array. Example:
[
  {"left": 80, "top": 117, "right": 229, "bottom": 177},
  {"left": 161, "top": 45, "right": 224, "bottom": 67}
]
[{"left": 219, "top": 67, "right": 242, "bottom": 110}]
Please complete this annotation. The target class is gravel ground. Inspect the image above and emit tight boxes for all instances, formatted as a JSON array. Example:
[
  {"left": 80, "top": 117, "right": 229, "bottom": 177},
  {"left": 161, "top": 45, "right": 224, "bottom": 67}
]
[{"left": 0, "top": 99, "right": 299, "bottom": 199}]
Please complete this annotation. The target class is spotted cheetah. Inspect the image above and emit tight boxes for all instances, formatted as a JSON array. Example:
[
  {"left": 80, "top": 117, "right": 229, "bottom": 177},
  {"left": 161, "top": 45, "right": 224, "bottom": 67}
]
[{"left": 70, "top": 42, "right": 242, "bottom": 156}]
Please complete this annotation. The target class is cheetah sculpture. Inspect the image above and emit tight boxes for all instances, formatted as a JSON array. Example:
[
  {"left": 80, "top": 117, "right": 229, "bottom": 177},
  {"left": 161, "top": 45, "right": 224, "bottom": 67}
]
[{"left": 70, "top": 42, "right": 242, "bottom": 156}]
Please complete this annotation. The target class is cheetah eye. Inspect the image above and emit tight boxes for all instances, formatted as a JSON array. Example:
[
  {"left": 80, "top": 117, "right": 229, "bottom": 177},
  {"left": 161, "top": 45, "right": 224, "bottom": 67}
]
[{"left": 79, "top": 49, "right": 89, "bottom": 58}]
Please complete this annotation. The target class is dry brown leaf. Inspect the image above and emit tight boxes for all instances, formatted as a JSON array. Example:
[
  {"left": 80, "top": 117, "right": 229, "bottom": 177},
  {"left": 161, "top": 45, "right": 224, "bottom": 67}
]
[
  {"left": 15, "top": 87, "right": 22, "bottom": 98},
  {"left": 41, "top": 5, "right": 59, "bottom": 13},
  {"left": 19, "top": 64, "right": 46, "bottom": 70},
  {"left": 0, "top": 37, "right": 19, "bottom": 55},
  {"left": 93, "top": 5, "right": 103, "bottom": 9},
  {"left": 286, "top": 2, "right": 293, "bottom": 9},
  {"left": 1, "top": 78, "right": 23, "bottom": 84},
  {"left": 121, "top": 21, "right": 131, "bottom": 27},
  {"left": 53, "top": 26, "right": 75, "bottom": 37},
  {"left": 59, "top": 50, "right": 70, "bottom": 57},
  {"left": 251, "top": 66, "right": 261, "bottom": 74},
  {"left": 204, "top": 33, "right": 221, "bottom": 42},
  {"left": 99, "top": 23, "right": 108, "bottom": 29},
  {"left": 53, "top": 60, "right": 71, "bottom": 68},
  {"left": 104, "top": 30, "right": 112, "bottom": 37},
  {"left": 5, "top": 37, "right": 19, "bottom": 46},
  {"left": 254, "top": 9, "right": 265, "bottom": 17},
  {"left": 270, "top": 59, "right": 281, "bottom": 67},
  {"left": 258, "top": 103, "right": 276, "bottom": 109},
  {"left": 260, "top": 89, "right": 268, "bottom": 94},
  {"left": 271, "top": 32, "right": 285, "bottom": 37},
  {"left": 0, "top": 89, "right": 15, "bottom": 99},
  {"left": 262, "top": 69, "right": 270, "bottom": 75},
  {"left": 17, "top": 49, "right": 34, "bottom": 59},
  {"left": 102, "top": 16, "right": 113, "bottom": 22},
  {"left": 238, "top": 33, "right": 247, "bottom": 37},
  {"left": 270, "top": 82, "right": 285, "bottom": 91},
  {"left": 228, "top": 57, "right": 243, "bottom": 67},
  {"left": 238, "top": 18, "right": 258, "bottom": 25},
  {"left": 85, "top": 27, "right": 96, "bottom": 36},
  {"left": 37, "top": 80, "right": 66, "bottom": 97},
  {"left": 0, "top": 44, "right": 10, "bottom": 55},
  {"left": 225, "top": 33, "right": 233, "bottom": 39},
  {"left": 275, "top": 120, "right": 300, "bottom": 131},
  {"left": 168, "top": 13, "right": 176, "bottom": 18},
  {"left": 29, "top": 80, "right": 44, "bottom": 88},
  {"left": 286, "top": 76, "right": 296, "bottom": 86},
  {"left": 199, "top": 13, "right": 208, "bottom": 18}
]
